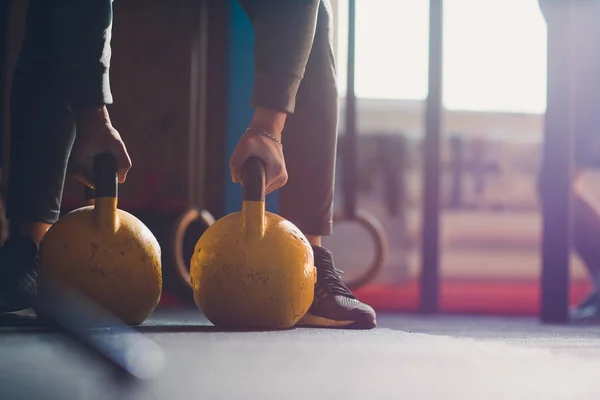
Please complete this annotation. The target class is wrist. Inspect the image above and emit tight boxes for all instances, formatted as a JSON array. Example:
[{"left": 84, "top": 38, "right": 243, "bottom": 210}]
[
  {"left": 245, "top": 128, "right": 283, "bottom": 148},
  {"left": 249, "top": 107, "right": 287, "bottom": 140},
  {"left": 74, "top": 105, "right": 112, "bottom": 133}
]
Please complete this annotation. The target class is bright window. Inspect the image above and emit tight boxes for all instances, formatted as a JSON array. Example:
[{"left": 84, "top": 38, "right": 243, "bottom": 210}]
[{"left": 335, "top": 0, "right": 548, "bottom": 114}]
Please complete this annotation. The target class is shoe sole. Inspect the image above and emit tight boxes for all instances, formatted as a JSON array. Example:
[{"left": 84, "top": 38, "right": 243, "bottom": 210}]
[
  {"left": 569, "top": 315, "right": 600, "bottom": 325},
  {"left": 296, "top": 312, "right": 377, "bottom": 330}
]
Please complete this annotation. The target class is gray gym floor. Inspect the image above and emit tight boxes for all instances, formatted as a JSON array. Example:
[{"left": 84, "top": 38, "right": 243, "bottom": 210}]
[{"left": 1, "top": 309, "right": 600, "bottom": 400}]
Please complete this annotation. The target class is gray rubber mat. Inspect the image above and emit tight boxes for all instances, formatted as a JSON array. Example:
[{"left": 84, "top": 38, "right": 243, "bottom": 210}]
[{"left": 2, "top": 311, "right": 600, "bottom": 400}]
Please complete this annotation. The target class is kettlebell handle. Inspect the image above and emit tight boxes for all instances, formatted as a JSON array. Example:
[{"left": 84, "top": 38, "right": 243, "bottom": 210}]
[
  {"left": 93, "top": 153, "right": 118, "bottom": 198},
  {"left": 242, "top": 157, "right": 266, "bottom": 202}
]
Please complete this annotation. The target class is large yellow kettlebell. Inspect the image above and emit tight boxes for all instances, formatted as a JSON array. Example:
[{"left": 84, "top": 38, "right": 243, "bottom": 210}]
[
  {"left": 188, "top": 157, "right": 316, "bottom": 329},
  {"left": 38, "top": 153, "right": 162, "bottom": 326}
]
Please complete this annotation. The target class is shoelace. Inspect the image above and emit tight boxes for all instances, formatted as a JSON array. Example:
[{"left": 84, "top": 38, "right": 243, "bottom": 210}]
[{"left": 315, "top": 263, "right": 357, "bottom": 300}]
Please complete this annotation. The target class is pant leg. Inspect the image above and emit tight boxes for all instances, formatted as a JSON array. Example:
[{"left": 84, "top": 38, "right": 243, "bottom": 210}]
[
  {"left": 570, "top": 3, "right": 600, "bottom": 169},
  {"left": 6, "top": 1, "right": 76, "bottom": 224},
  {"left": 278, "top": 0, "right": 338, "bottom": 236},
  {"left": 537, "top": 1, "right": 600, "bottom": 282}
]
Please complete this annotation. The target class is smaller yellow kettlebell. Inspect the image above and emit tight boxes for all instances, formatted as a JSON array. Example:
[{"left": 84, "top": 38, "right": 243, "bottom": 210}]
[{"left": 38, "top": 153, "right": 162, "bottom": 326}]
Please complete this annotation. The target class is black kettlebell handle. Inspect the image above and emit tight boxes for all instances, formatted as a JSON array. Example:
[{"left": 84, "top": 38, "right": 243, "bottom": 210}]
[
  {"left": 93, "top": 152, "right": 118, "bottom": 198},
  {"left": 242, "top": 157, "right": 266, "bottom": 202}
]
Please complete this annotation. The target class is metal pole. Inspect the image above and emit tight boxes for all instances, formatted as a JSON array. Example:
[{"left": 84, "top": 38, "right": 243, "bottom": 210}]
[
  {"left": 343, "top": 0, "right": 357, "bottom": 219},
  {"left": 187, "top": 0, "right": 209, "bottom": 208},
  {"left": 420, "top": 0, "right": 444, "bottom": 314},
  {"left": 540, "top": 1, "right": 574, "bottom": 324}
]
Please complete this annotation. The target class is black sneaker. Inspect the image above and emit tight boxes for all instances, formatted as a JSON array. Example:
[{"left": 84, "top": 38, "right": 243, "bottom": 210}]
[
  {"left": 0, "top": 236, "right": 39, "bottom": 314},
  {"left": 570, "top": 290, "right": 600, "bottom": 324},
  {"left": 296, "top": 246, "right": 377, "bottom": 329}
]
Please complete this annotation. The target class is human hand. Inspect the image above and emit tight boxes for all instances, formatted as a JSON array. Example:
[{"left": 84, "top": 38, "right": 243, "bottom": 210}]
[
  {"left": 229, "top": 108, "right": 288, "bottom": 195},
  {"left": 69, "top": 106, "right": 132, "bottom": 187}
]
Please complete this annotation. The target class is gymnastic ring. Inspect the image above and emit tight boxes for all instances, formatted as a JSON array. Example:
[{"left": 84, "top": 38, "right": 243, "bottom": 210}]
[
  {"left": 172, "top": 208, "right": 216, "bottom": 288},
  {"left": 332, "top": 209, "right": 389, "bottom": 290}
]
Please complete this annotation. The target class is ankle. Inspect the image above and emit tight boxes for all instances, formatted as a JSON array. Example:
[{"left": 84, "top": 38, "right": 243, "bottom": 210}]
[
  {"left": 305, "top": 235, "right": 322, "bottom": 247},
  {"left": 16, "top": 222, "right": 52, "bottom": 245}
]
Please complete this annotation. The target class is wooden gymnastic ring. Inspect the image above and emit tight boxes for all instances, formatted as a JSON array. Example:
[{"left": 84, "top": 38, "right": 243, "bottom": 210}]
[
  {"left": 332, "top": 209, "right": 388, "bottom": 290},
  {"left": 172, "top": 208, "right": 215, "bottom": 288}
]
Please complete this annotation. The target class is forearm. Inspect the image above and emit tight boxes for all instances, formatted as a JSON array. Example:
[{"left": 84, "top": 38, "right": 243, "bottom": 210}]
[{"left": 240, "top": 0, "right": 320, "bottom": 114}]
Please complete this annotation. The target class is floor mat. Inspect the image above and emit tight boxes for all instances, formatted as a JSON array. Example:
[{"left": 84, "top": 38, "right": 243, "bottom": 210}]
[{"left": 2, "top": 316, "right": 600, "bottom": 400}]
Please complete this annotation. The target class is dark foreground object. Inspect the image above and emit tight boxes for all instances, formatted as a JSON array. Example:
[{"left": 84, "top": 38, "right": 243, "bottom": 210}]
[
  {"left": 0, "top": 279, "right": 165, "bottom": 400},
  {"left": 33, "top": 279, "right": 164, "bottom": 381}
]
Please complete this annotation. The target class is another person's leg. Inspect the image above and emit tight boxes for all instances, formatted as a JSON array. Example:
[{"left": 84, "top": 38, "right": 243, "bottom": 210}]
[
  {"left": 278, "top": 0, "right": 376, "bottom": 329},
  {"left": 567, "top": 2, "right": 600, "bottom": 321},
  {"left": 568, "top": 3, "right": 600, "bottom": 322},
  {"left": 539, "top": 0, "right": 600, "bottom": 322},
  {"left": 570, "top": 172, "right": 600, "bottom": 321}
]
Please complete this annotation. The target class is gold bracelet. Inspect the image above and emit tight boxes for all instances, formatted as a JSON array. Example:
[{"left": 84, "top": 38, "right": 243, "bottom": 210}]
[{"left": 244, "top": 128, "right": 283, "bottom": 147}]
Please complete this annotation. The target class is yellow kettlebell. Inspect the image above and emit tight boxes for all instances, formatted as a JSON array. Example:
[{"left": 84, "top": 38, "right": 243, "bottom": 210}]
[
  {"left": 38, "top": 153, "right": 162, "bottom": 326},
  {"left": 187, "top": 157, "right": 316, "bottom": 329}
]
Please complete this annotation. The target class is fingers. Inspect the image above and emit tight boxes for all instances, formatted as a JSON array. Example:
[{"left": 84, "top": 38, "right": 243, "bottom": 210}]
[
  {"left": 115, "top": 143, "right": 133, "bottom": 184},
  {"left": 264, "top": 161, "right": 288, "bottom": 194},
  {"left": 265, "top": 172, "right": 288, "bottom": 195},
  {"left": 229, "top": 149, "right": 244, "bottom": 185},
  {"left": 229, "top": 134, "right": 288, "bottom": 194},
  {"left": 69, "top": 138, "right": 133, "bottom": 187}
]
